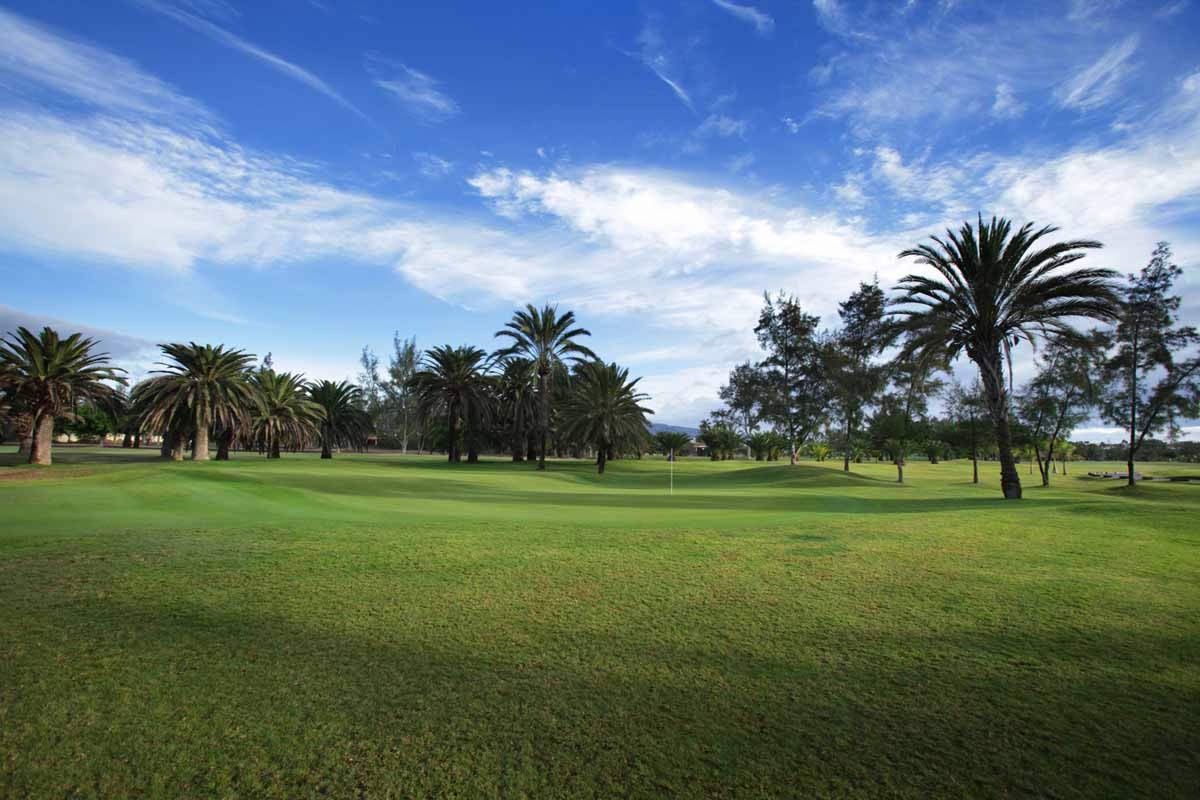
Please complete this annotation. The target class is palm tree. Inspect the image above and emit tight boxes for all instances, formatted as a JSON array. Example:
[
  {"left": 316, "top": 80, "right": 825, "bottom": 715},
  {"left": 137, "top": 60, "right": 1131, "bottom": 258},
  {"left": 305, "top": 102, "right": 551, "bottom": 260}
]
[
  {"left": 654, "top": 430, "right": 691, "bottom": 461},
  {"left": 496, "top": 356, "right": 537, "bottom": 462},
  {"left": 136, "top": 343, "right": 258, "bottom": 461},
  {"left": 495, "top": 304, "right": 596, "bottom": 470},
  {"left": 559, "top": 361, "right": 653, "bottom": 474},
  {"left": 0, "top": 326, "right": 125, "bottom": 465},
  {"left": 249, "top": 370, "right": 323, "bottom": 458},
  {"left": 892, "top": 216, "right": 1119, "bottom": 499},
  {"left": 309, "top": 380, "right": 371, "bottom": 459},
  {"left": 746, "top": 431, "right": 773, "bottom": 461},
  {"left": 409, "top": 345, "right": 491, "bottom": 463}
]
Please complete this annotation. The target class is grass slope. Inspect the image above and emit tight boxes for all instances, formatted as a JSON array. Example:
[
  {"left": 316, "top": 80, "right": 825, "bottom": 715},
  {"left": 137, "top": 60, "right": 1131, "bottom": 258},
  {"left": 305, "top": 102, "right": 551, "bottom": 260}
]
[{"left": 1, "top": 448, "right": 1197, "bottom": 798}]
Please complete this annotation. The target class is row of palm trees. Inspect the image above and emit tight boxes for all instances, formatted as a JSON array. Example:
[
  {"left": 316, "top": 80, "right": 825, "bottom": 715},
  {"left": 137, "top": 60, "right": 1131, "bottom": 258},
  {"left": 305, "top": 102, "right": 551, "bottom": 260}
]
[
  {"left": 1, "top": 304, "right": 655, "bottom": 473},
  {"left": 406, "top": 305, "right": 653, "bottom": 472},
  {"left": 0, "top": 333, "right": 372, "bottom": 465}
]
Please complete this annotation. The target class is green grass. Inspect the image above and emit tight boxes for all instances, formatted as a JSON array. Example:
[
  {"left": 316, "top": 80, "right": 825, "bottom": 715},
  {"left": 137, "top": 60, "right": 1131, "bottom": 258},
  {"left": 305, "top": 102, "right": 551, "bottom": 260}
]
[{"left": 1, "top": 447, "right": 1197, "bottom": 798}]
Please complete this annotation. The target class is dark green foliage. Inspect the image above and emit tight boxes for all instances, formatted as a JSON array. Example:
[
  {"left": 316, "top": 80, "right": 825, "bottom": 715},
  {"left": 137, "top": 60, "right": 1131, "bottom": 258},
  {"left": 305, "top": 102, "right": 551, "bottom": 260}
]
[
  {"left": 0, "top": 326, "right": 126, "bottom": 464},
  {"left": 558, "top": 361, "right": 653, "bottom": 473},
  {"left": 1100, "top": 243, "right": 1200, "bottom": 485},
  {"left": 309, "top": 380, "right": 372, "bottom": 458},
  {"left": 410, "top": 345, "right": 492, "bottom": 463},
  {"left": 754, "top": 292, "right": 829, "bottom": 463},
  {"left": 892, "top": 215, "right": 1119, "bottom": 499},
  {"left": 495, "top": 304, "right": 596, "bottom": 470}
]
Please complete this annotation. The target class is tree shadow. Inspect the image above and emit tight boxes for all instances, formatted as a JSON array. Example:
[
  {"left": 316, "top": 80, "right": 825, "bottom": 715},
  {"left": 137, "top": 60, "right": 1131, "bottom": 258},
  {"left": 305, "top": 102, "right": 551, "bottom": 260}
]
[{"left": 7, "top": 589, "right": 1195, "bottom": 798}]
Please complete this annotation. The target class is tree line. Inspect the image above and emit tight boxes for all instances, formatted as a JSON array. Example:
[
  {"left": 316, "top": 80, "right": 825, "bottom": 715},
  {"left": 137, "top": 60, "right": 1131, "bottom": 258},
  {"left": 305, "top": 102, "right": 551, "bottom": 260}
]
[
  {"left": 3, "top": 217, "right": 1197, "bottom": 495},
  {"left": 697, "top": 221, "right": 1198, "bottom": 496},
  {"left": 0, "top": 304, "right": 654, "bottom": 474}
]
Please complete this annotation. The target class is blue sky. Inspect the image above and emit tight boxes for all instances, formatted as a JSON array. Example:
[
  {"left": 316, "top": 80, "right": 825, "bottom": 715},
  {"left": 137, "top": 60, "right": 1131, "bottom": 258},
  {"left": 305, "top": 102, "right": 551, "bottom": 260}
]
[{"left": 1, "top": 0, "right": 1198, "bottom": 437}]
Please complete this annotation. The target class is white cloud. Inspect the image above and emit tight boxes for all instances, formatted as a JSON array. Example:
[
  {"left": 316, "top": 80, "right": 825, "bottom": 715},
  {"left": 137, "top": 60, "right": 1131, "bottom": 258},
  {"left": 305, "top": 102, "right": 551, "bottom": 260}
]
[
  {"left": 1055, "top": 35, "right": 1139, "bottom": 111},
  {"left": 1073, "top": 426, "right": 1200, "bottom": 443},
  {"left": 133, "top": 0, "right": 365, "bottom": 119},
  {"left": 0, "top": 8, "right": 213, "bottom": 127},
  {"left": 695, "top": 114, "right": 749, "bottom": 138},
  {"left": 632, "top": 20, "right": 694, "bottom": 110},
  {"left": 991, "top": 83, "right": 1025, "bottom": 119},
  {"left": 726, "top": 152, "right": 756, "bottom": 174},
  {"left": 812, "top": 0, "right": 851, "bottom": 34},
  {"left": 711, "top": 0, "right": 775, "bottom": 35},
  {"left": 367, "top": 55, "right": 460, "bottom": 122},
  {"left": 808, "top": 4, "right": 1149, "bottom": 133},
  {"left": 833, "top": 172, "right": 867, "bottom": 206},
  {"left": 413, "top": 152, "right": 454, "bottom": 178}
]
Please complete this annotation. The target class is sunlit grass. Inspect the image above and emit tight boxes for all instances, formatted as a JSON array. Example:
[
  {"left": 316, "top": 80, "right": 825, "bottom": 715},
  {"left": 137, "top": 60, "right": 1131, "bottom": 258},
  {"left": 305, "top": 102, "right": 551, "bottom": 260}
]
[{"left": 2, "top": 448, "right": 1197, "bottom": 798}]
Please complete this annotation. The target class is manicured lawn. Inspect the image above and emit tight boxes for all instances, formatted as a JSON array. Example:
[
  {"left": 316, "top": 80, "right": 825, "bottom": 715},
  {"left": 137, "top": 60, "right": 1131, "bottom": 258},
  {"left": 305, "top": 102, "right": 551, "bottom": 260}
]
[{"left": 1, "top": 448, "right": 1197, "bottom": 798}]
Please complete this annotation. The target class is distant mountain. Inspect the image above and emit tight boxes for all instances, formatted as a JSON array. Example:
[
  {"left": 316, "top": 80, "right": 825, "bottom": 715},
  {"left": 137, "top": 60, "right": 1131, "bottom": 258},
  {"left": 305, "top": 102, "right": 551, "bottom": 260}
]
[{"left": 648, "top": 422, "right": 700, "bottom": 438}]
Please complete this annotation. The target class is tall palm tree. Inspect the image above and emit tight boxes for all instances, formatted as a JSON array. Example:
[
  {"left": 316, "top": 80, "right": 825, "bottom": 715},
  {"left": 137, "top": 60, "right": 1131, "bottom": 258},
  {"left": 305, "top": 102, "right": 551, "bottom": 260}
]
[
  {"left": 0, "top": 326, "right": 125, "bottom": 465},
  {"left": 249, "top": 370, "right": 323, "bottom": 458},
  {"left": 495, "top": 304, "right": 596, "bottom": 470},
  {"left": 136, "top": 343, "right": 258, "bottom": 461},
  {"left": 410, "top": 345, "right": 491, "bottom": 463},
  {"left": 309, "top": 380, "right": 371, "bottom": 459},
  {"left": 559, "top": 361, "right": 653, "bottom": 474},
  {"left": 892, "top": 216, "right": 1119, "bottom": 498},
  {"left": 496, "top": 356, "right": 537, "bottom": 462}
]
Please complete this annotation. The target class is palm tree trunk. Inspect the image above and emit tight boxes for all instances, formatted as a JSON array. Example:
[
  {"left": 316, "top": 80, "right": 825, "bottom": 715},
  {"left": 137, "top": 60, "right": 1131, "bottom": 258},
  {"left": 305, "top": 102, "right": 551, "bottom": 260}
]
[
  {"left": 843, "top": 418, "right": 852, "bottom": 472},
  {"left": 447, "top": 404, "right": 459, "bottom": 463},
  {"left": 172, "top": 431, "right": 186, "bottom": 461},
  {"left": 970, "top": 417, "right": 979, "bottom": 484},
  {"left": 597, "top": 447, "right": 607, "bottom": 474},
  {"left": 192, "top": 425, "right": 210, "bottom": 461},
  {"left": 511, "top": 407, "right": 524, "bottom": 461},
  {"left": 321, "top": 433, "right": 332, "bottom": 459},
  {"left": 977, "top": 351, "right": 1022, "bottom": 499},
  {"left": 15, "top": 412, "right": 33, "bottom": 455},
  {"left": 269, "top": 438, "right": 280, "bottom": 459},
  {"left": 896, "top": 458, "right": 903, "bottom": 484},
  {"left": 28, "top": 412, "right": 54, "bottom": 465},
  {"left": 466, "top": 404, "right": 480, "bottom": 464},
  {"left": 216, "top": 429, "right": 232, "bottom": 460},
  {"left": 538, "top": 371, "right": 549, "bottom": 471}
]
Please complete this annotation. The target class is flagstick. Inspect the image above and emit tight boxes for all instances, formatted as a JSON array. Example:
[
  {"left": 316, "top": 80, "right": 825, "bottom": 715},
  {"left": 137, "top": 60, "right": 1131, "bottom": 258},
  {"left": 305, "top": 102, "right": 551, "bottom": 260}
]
[{"left": 670, "top": 449, "right": 674, "bottom": 496}]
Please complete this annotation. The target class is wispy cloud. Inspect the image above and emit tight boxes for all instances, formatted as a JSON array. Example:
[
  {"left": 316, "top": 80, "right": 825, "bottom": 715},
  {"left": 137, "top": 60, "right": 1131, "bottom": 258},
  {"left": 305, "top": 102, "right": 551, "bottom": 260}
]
[
  {"left": 1154, "top": 0, "right": 1190, "bottom": 18},
  {"left": 812, "top": 0, "right": 854, "bottom": 36},
  {"left": 991, "top": 83, "right": 1025, "bottom": 119},
  {"left": 413, "top": 151, "right": 453, "bottom": 178},
  {"left": 1055, "top": 35, "right": 1139, "bottom": 111},
  {"left": 808, "top": 4, "right": 1149, "bottom": 132},
  {"left": 132, "top": 0, "right": 366, "bottom": 119},
  {"left": 0, "top": 8, "right": 213, "bottom": 127},
  {"left": 695, "top": 114, "right": 748, "bottom": 138},
  {"left": 632, "top": 21, "right": 694, "bottom": 111},
  {"left": 367, "top": 55, "right": 460, "bottom": 122},
  {"left": 711, "top": 0, "right": 774, "bottom": 35}
]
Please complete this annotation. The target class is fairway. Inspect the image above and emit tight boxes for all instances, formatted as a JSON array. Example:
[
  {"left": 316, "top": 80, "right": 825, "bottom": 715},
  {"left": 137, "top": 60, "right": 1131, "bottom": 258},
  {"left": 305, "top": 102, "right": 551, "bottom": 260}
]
[{"left": 2, "top": 449, "right": 1198, "bottom": 798}]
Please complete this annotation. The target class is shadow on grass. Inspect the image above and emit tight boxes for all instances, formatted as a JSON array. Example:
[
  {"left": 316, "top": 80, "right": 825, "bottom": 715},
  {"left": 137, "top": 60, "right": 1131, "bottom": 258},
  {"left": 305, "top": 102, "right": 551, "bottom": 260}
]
[{"left": 5, "top": 589, "right": 1195, "bottom": 798}]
